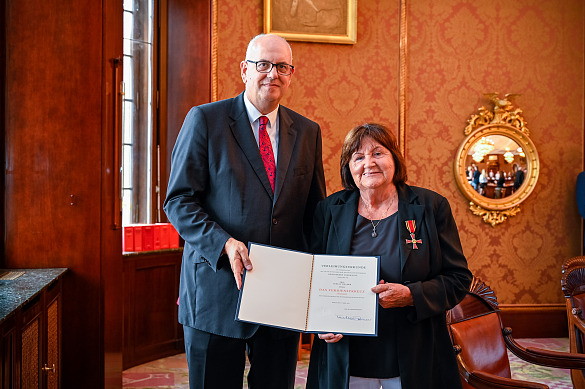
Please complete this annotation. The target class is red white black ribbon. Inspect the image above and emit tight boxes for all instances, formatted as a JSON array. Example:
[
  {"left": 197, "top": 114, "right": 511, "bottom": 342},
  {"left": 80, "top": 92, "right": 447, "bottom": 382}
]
[{"left": 405, "top": 220, "right": 422, "bottom": 249}]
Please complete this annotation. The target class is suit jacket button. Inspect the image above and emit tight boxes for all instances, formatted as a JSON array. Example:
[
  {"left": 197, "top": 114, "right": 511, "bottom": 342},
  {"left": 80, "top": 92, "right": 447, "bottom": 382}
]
[{"left": 272, "top": 218, "right": 278, "bottom": 225}]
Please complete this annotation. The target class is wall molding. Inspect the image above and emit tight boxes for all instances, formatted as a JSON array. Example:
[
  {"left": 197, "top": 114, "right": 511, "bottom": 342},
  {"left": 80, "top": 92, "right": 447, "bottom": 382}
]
[
  {"left": 398, "top": 0, "right": 407, "bottom": 158},
  {"left": 500, "top": 304, "right": 567, "bottom": 338},
  {"left": 211, "top": 0, "right": 218, "bottom": 102}
]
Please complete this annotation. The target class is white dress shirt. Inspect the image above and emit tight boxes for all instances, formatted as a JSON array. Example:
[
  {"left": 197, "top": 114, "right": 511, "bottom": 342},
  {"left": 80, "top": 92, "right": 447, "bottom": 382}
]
[{"left": 243, "top": 93, "right": 279, "bottom": 167}]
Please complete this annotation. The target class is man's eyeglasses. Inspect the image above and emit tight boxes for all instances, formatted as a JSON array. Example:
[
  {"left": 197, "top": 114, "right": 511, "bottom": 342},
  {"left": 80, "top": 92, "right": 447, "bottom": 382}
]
[{"left": 246, "top": 60, "right": 294, "bottom": 76}]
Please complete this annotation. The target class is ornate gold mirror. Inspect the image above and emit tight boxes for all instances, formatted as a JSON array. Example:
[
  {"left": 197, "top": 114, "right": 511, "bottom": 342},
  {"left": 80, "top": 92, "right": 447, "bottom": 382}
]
[{"left": 454, "top": 94, "right": 540, "bottom": 226}]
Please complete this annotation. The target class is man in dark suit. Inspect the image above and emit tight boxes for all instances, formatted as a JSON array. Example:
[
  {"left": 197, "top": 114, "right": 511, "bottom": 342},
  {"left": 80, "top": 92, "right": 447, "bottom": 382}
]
[
  {"left": 578, "top": 171, "right": 585, "bottom": 219},
  {"left": 164, "top": 34, "right": 326, "bottom": 389},
  {"left": 513, "top": 166, "right": 525, "bottom": 191}
]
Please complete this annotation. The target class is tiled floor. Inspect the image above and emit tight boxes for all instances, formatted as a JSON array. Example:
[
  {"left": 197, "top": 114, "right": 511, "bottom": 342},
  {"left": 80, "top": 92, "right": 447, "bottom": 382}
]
[
  {"left": 509, "top": 338, "right": 573, "bottom": 389},
  {"left": 123, "top": 345, "right": 311, "bottom": 389},
  {"left": 123, "top": 338, "right": 573, "bottom": 388}
]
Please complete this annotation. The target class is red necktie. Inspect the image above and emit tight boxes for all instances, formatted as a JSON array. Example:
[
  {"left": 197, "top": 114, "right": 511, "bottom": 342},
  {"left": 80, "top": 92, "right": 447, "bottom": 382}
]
[{"left": 258, "top": 116, "right": 276, "bottom": 192}]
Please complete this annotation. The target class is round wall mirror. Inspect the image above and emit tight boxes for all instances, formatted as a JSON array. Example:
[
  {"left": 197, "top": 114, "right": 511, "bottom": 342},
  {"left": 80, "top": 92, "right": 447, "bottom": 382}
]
[{"left": 454, "top": 94, "right": 540, "bottom": 226}]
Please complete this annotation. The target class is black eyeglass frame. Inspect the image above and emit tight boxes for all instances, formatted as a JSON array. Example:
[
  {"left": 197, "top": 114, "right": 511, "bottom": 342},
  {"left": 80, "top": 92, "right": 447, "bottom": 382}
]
[{"left": 246, "top": 60, "right": 295, "bottom": 76}]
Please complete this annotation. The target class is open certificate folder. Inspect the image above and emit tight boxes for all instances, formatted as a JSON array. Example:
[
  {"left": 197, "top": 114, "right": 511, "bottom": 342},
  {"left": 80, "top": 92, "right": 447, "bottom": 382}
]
[{"left": 236, "top": 243, "right": 380, "bottom": 336}]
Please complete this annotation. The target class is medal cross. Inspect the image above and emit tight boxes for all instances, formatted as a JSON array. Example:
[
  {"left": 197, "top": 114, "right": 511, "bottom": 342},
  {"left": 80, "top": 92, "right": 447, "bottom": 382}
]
[{"left": 406, "top": 233, "right": 422, "bottom": 249}]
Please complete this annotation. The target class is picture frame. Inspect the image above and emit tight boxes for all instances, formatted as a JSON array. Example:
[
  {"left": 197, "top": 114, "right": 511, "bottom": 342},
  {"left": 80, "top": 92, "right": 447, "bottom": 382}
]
[{"left": 264, "top": 0, "right": 357, "bottom": 44}]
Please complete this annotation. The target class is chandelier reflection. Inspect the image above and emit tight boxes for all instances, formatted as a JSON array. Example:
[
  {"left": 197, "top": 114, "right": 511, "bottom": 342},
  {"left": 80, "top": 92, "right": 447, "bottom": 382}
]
[
  {"left": 504, "top": 148, "right": 514, "bottom": 163},
  {"left": 472, "top": 137, "right": 495, "bottom": 162}
]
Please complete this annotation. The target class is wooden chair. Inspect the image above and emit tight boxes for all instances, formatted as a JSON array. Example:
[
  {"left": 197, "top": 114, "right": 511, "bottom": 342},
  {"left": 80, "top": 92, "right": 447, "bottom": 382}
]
[
  {"left": 561, "top": 256, "right": 585, "bottom": 389},
  {"left": 447, "top": 276, "right": 585, "bottom": 389}
]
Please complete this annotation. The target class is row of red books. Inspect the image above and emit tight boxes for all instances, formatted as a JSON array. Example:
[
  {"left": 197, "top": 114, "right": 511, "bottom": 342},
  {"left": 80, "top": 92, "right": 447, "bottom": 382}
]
[{"left": 123, "top": 223, "right": 180, "bottom": 252}]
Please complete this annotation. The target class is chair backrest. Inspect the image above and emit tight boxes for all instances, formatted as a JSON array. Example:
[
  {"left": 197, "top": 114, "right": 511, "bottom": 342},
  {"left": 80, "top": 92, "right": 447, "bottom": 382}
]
[
  {"left": 561, "top": 256, "right": 585, "bottom": 388},
  {"left": 447, "top": 277, "right": 512, "bottom": 388}
]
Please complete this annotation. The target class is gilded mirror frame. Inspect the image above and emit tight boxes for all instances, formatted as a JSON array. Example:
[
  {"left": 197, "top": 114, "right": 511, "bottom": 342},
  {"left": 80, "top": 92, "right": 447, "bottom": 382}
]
[{"left": 454, "top": 94, "right": 540, "bottom": 226}]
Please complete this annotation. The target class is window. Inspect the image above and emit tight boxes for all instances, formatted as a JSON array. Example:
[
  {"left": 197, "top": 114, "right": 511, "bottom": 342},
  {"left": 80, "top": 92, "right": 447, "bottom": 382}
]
[{"left": 122, "top": 0, "right": 157, "bottom": 226}]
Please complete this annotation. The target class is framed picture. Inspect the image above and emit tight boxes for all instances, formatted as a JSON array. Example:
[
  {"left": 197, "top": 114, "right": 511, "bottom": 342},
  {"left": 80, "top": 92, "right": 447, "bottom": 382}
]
[{"left": 264, "top": 0, "right": 357, "bottom": 44}]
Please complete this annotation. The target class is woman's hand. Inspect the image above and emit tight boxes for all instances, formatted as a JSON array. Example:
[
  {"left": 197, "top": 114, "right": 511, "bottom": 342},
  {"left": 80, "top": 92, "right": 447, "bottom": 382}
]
[
  {"left": 371, "top": 280, "right": 414, "bottom": 308},
  {"left": 318, "top": 333, "right": 344, "bottom": 343}
]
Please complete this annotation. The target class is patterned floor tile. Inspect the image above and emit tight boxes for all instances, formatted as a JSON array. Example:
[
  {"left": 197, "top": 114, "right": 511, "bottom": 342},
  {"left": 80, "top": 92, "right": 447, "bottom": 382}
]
[
  {"left": 508, "top": 338, "right": 572, "bottom": 389},
  {"left": 124, "top": 338, "right": 575, "bottom": 388}
]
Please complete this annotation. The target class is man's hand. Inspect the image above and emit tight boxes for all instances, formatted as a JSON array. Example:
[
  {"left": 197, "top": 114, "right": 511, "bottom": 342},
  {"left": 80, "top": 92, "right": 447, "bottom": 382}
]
[{"left": 224, "top": 238, "right": 252, "bottom": 290}]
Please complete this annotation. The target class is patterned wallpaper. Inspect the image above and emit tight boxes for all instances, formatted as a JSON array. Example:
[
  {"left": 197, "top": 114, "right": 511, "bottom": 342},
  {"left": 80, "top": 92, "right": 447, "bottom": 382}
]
[
  {"left": 214, "top": 0, "right": 584, "bottom": 304},
  {"left": 407, "top": 0, "right": 584, "bottom": 304},
  {"left": 216, "top": 0, "right": 400, "bottom": 192}
]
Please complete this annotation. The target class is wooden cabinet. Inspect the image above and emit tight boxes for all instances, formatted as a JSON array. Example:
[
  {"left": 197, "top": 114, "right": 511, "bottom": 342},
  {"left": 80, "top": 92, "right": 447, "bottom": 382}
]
[
  {"left": 123, "top": 250, "right": 183, "bottom": 369},
  {"left": 20, "top": 281, "right": 61, "bottom": 389},
  {"left": 1, "top": 316, "right": 16, "bottom": 389},
  {"left": 0, "top": 269, "right": 65, "bottom": 389}
]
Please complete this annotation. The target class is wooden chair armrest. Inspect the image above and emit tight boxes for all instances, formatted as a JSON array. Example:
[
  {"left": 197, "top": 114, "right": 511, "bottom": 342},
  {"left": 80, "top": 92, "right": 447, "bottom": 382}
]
[
  {"left": 467, "top": 370, "right": 548, "bottom": 389},
  {"left": 453, "top": 350, "right": 548, "bottom": 389},
  {"left": 569, "top": 310, "right": 585, "bottom": 333},
  {"left": 503, "top": 327, "right": 585, "bottom": 369}
]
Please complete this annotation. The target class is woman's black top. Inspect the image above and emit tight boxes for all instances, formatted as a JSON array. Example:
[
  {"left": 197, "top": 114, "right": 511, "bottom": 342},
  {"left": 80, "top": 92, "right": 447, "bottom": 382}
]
[{"left": 348, "top": 211, "right": 401, "bottom": 378}]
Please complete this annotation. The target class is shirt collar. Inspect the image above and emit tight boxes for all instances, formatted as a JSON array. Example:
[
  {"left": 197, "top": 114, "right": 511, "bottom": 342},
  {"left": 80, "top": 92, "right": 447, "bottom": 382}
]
[{"left": 243, "top": 92, "right": 278, "bottom": 127}]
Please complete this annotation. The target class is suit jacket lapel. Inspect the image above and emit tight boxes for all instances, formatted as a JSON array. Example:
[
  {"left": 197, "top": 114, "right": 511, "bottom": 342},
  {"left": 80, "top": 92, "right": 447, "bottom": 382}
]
[
  {"left": 229, "top": 93, "right": 274, "bottom": 199},
  {"left": 274, "top": 107, "right": 296, "bottom": 201},
  {"left": 397, "top": 185, "right": 424, "bottom": 271},
  {"left": 330, "top": 192, "right": 359, "bottom": 254}
]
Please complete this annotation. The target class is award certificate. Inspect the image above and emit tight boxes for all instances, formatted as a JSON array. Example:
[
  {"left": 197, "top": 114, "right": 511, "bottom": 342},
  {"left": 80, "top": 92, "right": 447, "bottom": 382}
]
[{"left": 236, "top": 243, "right": 379, "bottom": 336}]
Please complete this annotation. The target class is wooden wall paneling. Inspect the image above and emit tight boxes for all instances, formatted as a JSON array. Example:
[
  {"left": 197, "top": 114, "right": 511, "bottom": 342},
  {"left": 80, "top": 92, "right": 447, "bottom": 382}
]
[
  {"left": 5, "top": 0, "right": 103, "bottom": 386},
  {"left": 158, "top": 0, "right": 169, "bottom": 223},
  {"left": 123, "top": 256, "right": 134, "bottom": 368},
  {"left": 500, "top": 304, "right": 568, "bottom": 338},
  {"left": 1, "top": 0, "right": 5, "bottom": 266},
  {"left": 102, "top": 0, "right": 124, "bottom": 386},
  {"left": 4, "top": 0, "right": 122, "bottom": 387},
  {"left": 123, "top": 251, "right": 183, "bottom": 370},
  {"left": 162, "top": 0, "right": 212, "bottom": 212}
]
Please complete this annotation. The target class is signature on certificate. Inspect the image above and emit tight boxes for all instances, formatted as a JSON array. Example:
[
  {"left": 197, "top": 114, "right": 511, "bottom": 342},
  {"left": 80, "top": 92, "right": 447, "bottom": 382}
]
[{"left": 336, "top": 314, "right": 372, "bottom": 321}]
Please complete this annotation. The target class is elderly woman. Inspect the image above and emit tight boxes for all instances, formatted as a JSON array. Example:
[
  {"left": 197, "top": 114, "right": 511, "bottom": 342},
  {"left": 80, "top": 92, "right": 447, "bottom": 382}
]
[{"left": 306, "top": 123, "right": 472, "bottom": 389}]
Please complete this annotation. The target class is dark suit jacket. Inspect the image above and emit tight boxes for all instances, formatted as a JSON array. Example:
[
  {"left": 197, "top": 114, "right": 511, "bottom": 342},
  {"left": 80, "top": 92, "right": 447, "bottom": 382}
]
[
  {"left": 306, "top": 184, "right": 472, "bottom": 389},
  {"left": 473, "top": 169, "right": 480, "bottom": 185},
  {"left": 164, "top": 92, "right": 326, "bottom": 339},
  {"left": 514, "top": 169, "right": 525, "bottom": 190},
  {"left": 578, "top": 171, "right": 585, "bottom": 218}
]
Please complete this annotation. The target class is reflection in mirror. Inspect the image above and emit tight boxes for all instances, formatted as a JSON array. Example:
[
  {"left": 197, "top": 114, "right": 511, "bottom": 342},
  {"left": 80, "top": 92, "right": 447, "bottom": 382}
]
[
  {"left": 464, "top": 135, "right": 527, "bottom": 200},
  {"left": 453, "top": 93, "right": 539, "bottom": 226}
]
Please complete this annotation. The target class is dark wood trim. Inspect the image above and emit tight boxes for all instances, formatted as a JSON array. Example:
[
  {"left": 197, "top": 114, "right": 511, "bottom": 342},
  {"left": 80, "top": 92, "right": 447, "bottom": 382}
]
[
  {"left": 123, "top": 250, "right": 183, "bottom": 370},
  {"left": 102, "top": 0, "right": 124, "bottom": 387},
  {"left": 158, "top": 0, "right": 168, "bottom": 223},
  {"left": 162, "top": 0, "right": 213, "bottom": 217},
  {"left": 0, "top": 0, "right": 5, "bottom": 267},
  {"left": 500, "top": 304, "right": 568, "bottom": 338}
]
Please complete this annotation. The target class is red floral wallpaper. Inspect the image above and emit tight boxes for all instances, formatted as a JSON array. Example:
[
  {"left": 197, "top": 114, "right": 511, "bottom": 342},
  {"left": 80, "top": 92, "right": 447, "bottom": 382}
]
[
  {"left": 407, "top": 0, "right": 584, "bottom": 304},
  {"left": 216, "top": 0, "right": 400, "bottom": 192},
  {"left": 214, "top": 0, "right": 584, "bottom": 304}
]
